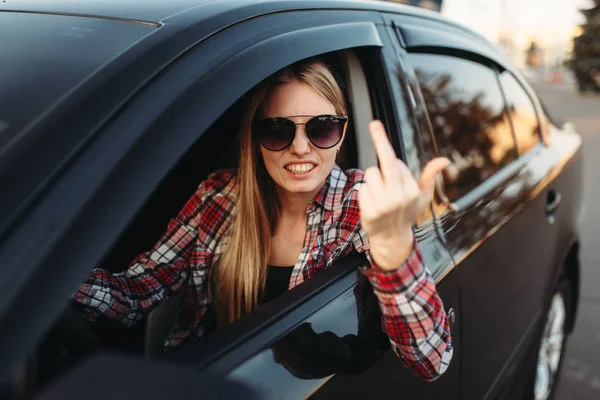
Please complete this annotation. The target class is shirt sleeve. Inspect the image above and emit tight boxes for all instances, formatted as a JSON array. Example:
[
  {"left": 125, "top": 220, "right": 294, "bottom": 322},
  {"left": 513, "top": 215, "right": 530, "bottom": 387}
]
[
  {"left": 360, "top": 240, "right": 454, "bottom": 382},
  {"left": 71, "top": 171, "right": 232, "bottom": 328}
]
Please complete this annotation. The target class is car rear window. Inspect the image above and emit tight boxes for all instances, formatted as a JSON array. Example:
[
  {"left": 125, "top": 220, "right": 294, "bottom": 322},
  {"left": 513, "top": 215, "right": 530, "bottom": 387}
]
[
  {"left": 0, "top": 12, "right": 155, "bottom": 150},
  {"left": 498, "top": 71, "right": 541, "bottom": 154},
  {"left": 407, "top": 53, "right": 518, "bottom": 202}
]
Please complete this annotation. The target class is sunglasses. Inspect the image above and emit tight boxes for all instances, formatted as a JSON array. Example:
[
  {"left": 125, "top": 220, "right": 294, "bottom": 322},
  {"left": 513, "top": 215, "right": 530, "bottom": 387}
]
[{"left": 252, "top": 114, "right": 347, "bottom": 151}]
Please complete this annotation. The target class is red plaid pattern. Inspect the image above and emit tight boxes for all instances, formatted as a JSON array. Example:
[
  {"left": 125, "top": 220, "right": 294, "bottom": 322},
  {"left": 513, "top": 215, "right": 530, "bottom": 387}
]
[{"left": 73, "top": 165, "right": 452, "bottom": 380}]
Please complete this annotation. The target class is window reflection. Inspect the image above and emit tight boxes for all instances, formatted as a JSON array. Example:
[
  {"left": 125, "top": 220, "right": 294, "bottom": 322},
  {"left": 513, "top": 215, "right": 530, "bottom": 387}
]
[
  {"left": 498, "top": 72, "right": 541, "bottom": 154},
  {"left": 270, "top": 279, "right": 388, "bottom": 379},
  {"left": 408, "top": 54, "right": 518, "bottom": 202},
  {"left": 227, "top": 277, "right": 389, "bottom": 399}
]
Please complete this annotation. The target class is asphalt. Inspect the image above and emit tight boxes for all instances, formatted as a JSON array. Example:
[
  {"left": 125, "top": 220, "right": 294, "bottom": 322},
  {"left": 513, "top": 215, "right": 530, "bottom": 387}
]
[{"left": 530, "top": 80, "right": 600, "bottom": 399}]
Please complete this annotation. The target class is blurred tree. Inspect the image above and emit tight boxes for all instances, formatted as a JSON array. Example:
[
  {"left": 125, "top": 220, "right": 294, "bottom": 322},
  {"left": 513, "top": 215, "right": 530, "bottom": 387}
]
[
  {"left": 381, "top": 0, "right": 443, "bottom": 12},
  {"left": 571, "top": 0, "right": 600, "bottom": 92},
  {"left": 525, "top": 41, "right": 542, "bottom": 68}
]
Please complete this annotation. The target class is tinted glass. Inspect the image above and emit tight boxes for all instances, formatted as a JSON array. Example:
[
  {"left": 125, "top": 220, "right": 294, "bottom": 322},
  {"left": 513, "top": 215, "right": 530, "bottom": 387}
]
[
  {"left": 498, "top": 72, "right": 540, "bottom": 154},
  {"left": 226, "top": 278, "right": 391, "bottom": 399},
  {"left": 0, "top": 12, "right": 154, "bottom": 149},
  {"left": 408, "top": 53, "right": 518, "bottom": 202}
]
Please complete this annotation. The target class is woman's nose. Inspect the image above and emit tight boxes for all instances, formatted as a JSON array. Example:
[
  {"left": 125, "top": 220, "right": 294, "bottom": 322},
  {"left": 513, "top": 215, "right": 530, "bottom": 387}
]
[{"left": 289, "top": 126, "right": 311, "bottom": 155}]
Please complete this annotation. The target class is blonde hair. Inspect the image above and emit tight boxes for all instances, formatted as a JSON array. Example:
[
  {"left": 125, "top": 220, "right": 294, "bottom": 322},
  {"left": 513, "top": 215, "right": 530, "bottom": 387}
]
[{"left": 212, "top": 58, "right": 348, "bottom": 326}]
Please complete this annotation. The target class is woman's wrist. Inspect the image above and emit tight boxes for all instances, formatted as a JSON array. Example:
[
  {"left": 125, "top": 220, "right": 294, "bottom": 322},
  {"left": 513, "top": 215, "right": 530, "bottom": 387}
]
[{"left": 369, "top": 230, "right": 415, "bottom": 271}]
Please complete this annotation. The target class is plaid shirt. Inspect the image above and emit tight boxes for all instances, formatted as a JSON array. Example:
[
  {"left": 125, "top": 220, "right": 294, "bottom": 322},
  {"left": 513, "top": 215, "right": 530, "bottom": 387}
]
[{"left": 73, "top": 165, "right": 453, "bottom": 381}]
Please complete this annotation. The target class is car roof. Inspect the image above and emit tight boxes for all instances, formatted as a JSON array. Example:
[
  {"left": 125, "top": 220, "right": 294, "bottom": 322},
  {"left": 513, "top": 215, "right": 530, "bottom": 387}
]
[
  {"left": 0, "top": 0, "right": 209, "bottom": 25},
  {"left": 0, "top": 0, "right": 443, "bottom": 25},
  {"left": 0, "top": 12, "right": 156, "bottom": 149}
]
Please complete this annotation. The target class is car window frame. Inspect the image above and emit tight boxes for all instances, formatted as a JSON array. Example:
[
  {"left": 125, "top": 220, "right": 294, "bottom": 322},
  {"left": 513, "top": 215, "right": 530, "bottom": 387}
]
[
  {"left": 164, "top": 22, "right": 441, "bottom": 376},
  {"left": 367, "top": 20, "right": 459, "bottom": 282}
]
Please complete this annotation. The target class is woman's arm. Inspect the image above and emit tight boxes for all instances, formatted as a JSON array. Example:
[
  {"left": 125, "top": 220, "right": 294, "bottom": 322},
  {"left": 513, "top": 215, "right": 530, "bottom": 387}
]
[
  {"left": 72, "top": 170, "right": 235, "bottom": 327},
  {"left": 360, "top": 241, "right": 452, "bottom": 381},
  {"left": 357, "top": 121, "right": 452, "bottom": 381},
  {"left": 72, "top": 216, "right": 197, "bottom": 327}
]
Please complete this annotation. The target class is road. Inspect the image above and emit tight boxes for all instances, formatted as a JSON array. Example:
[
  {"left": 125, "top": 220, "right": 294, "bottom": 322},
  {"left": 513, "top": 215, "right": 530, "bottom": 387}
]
[{"left": 531, "top": 80, "right": 600, "bottom": 399}]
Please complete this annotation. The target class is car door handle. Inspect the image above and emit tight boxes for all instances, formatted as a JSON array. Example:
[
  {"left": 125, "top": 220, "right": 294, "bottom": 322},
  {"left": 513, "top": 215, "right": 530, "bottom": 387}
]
[
  {"left": 546, "top": 191, "right": 561, "bottom": 214},
  {"left": 546, "top": 191, "right": 561, "bottom": 224},
  {"left": 447, "top": 308, "right": 456, "bottom": 327}
]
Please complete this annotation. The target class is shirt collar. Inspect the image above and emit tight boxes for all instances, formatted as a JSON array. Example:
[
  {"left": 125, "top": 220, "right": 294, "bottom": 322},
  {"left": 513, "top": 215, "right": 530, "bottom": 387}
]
[{"left": 312, "top": 164, "right": 348, "bottom": 211}]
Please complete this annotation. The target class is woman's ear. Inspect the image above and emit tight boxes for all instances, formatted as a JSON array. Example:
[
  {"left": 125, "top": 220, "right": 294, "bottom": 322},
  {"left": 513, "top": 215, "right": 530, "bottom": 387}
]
[{"left": 340, "top": 118, "right": 348, "bottom": 144}]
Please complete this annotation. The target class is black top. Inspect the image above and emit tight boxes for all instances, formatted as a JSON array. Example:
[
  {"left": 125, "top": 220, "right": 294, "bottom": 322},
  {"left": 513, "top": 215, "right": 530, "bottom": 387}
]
[{"left": 263, "top": 266, "right": 294, "bottom": 303}]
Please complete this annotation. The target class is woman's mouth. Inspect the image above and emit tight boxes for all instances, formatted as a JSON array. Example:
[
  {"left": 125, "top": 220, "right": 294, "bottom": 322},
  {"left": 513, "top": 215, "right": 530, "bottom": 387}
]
[{"left": 284, "top": 163, "right": 316, "bottom": 175}]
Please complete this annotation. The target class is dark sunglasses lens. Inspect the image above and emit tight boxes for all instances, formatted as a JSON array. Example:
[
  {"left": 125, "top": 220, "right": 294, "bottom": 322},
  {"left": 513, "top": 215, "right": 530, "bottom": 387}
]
[
  {"left": 306, "top": 116, "right": 344, "bottom": 148},
  {"left": 254, "top": 118, "right": 295, "bottom": 150}
]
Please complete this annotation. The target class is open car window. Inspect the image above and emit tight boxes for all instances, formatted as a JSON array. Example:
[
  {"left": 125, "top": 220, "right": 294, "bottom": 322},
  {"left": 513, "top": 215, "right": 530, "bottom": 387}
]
[{"left": 0, "top": 45, "right": 381, "bottom": 399}]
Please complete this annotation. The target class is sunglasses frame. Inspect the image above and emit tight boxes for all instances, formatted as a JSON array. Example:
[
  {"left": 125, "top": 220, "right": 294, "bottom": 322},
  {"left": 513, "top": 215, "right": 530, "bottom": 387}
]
[{"left": 253, "top": 114, "right": 348, "bottom": 151}]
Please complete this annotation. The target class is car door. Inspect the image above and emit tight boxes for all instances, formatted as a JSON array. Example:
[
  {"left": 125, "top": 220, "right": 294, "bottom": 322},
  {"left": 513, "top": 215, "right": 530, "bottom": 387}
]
[
  {"left": 153, "top": 10, "right": 461, "bottom": 400},
  {"left": 34, "top": 354, "right": 261, "bottom": 400},
  {"left": 385, "top": 14, "right": 570, "bottom": 400},
  {"left": 1, "top": 5, "right": 389, "bottom": 396}
]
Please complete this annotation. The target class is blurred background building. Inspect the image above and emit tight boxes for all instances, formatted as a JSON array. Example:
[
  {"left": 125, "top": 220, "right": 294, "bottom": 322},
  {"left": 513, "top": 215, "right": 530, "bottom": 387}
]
[
  {"left": 439, "top": 0, "right": 591, "bottom": 69},
  {"left": 385, "top": 0, "right": 590, "bottom": 67},
  {"left": 383, "top": 0, "right": 443, "bottom": 12},
  {"left": 382, "top": 0, "right": 597, "bottom": 90}
]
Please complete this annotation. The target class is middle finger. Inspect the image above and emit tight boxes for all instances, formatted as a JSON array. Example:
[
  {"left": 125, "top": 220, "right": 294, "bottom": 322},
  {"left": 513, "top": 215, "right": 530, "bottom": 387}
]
[{"left": 369, "top": 121, "right": 398, "bottom": 181}]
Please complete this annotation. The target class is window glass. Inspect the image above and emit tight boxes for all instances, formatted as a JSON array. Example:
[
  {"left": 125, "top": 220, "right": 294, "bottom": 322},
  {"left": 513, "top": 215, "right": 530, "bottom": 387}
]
[
  {"left": 226, "top": 278, "right": 390, "bottom": 399},
  {"left": 498, "top": 72, "right": 540, "bottom": 154},
  {"left": 407, "top": 53, "right": 518, "bottom": 202}
]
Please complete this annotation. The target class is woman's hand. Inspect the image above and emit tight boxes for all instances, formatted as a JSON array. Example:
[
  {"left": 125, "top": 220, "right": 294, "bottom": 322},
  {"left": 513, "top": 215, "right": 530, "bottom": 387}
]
[{"left": 358, "top": 121, "right": 450, "bottom": 271}]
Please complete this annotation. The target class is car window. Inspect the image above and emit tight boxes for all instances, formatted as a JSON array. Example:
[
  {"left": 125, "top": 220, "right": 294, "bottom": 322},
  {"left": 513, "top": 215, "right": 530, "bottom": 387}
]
[
  {"left": 407, "top": 53, "right": 518, "bottom": 202},
  {"left": 0, "top": 50, "right": 367, "bottom": 400},
  {"left": 498, "top": 71, "right": 541, "bottom": 154},
  {"left": 0, "top": 6, "right": 391, "bottom": 398}
]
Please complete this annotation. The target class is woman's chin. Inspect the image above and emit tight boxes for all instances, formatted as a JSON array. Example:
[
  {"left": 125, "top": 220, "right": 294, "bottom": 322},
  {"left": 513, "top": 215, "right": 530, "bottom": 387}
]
[
  {"left": 278, "top": 178, "right": 323, "bottom": 196},
  {"left": 283, "top": 183, "right": 319, "bottom": 194}
]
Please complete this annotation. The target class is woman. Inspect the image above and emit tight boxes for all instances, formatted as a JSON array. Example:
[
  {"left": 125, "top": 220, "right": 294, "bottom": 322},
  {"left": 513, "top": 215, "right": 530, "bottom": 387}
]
[{"left": 73, "top": 58, "right": 453, "bottom": 381}]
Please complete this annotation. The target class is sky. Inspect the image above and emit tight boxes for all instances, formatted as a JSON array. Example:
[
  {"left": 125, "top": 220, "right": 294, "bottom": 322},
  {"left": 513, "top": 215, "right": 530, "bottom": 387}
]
[{"left": 440, "top": 0, "right": 592, "bottom": 65}]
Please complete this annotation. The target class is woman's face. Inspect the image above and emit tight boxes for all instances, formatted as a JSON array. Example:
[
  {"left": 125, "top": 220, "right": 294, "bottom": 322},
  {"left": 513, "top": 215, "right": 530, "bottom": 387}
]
[{"left": 258, "top": 80, "right": 345, "bottom": 199}]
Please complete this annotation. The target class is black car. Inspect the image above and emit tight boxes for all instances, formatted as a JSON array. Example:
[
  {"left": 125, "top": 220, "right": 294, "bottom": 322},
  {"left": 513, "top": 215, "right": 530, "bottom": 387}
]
[{"left": 0, "top": 1, "right": 584, "bottom": 399}]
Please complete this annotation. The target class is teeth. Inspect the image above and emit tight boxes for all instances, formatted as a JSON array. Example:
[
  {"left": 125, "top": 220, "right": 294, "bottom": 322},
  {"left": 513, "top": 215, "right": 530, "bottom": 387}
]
[{"left": 285, "top": 163, "right": 315, "bottom": 174}]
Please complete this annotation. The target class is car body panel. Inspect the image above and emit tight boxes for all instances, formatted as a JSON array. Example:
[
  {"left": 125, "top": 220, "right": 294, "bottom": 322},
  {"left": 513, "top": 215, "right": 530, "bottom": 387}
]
[
  {"left": 0, "top": 12, "right": 155, "bottom": 150},
  {"left": 36, "top": 354, "right": 262, "bottom": 400},
  {"left": 0, "top": 11, "right": 157, "bottom": 236}
]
